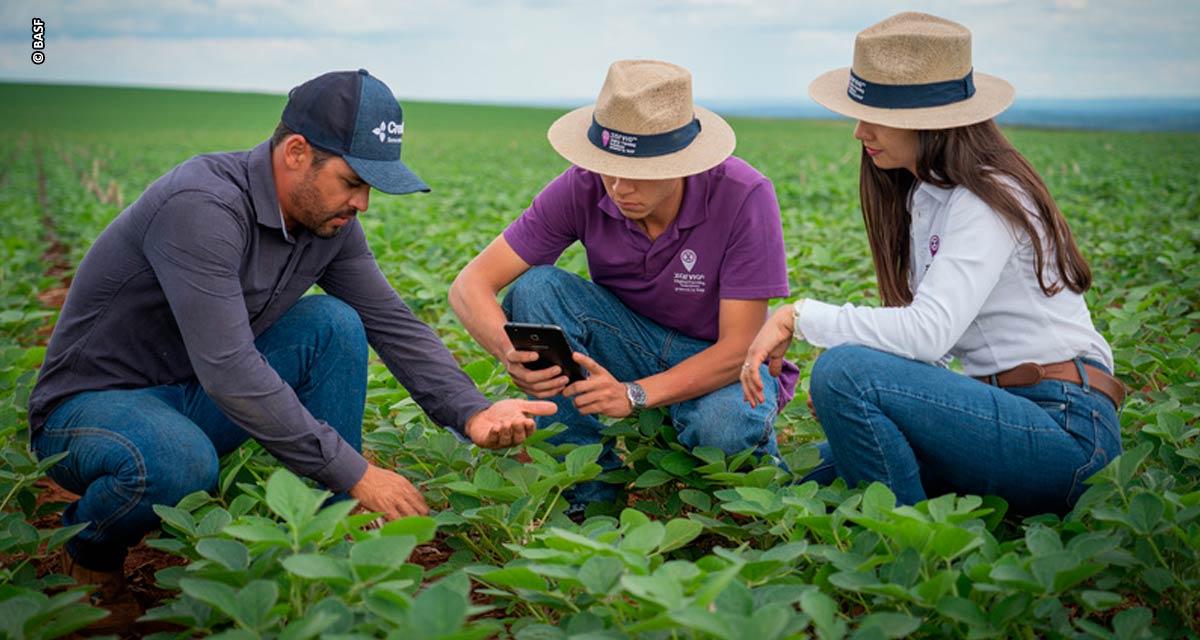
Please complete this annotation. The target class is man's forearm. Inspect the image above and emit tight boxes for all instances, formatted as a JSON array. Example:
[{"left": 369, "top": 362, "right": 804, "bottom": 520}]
[
  {"left": 638, "top": 339, "right": 747, "bottom": 409},
  {"left": 448, "top": 275, "right": 512, "bottom": 360}
]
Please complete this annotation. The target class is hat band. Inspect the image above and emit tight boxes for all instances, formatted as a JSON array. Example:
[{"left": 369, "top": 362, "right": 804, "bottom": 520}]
[
  {"left": 587, "top": 115, "right": 701, "bottom": 158},
  {"left": 847, "top": 69, "right": 976, "bottom": 109}
]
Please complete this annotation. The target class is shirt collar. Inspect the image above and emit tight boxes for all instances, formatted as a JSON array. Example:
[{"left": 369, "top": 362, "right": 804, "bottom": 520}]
[
  {"left": 594, "top": 170, "right": 709, "bottom": 230},
  {"left": 914, "top": 180, "right": 955, "bottom": 207},
  {"left": 248, "top": 140, "right": 289, "bottom": 239}
]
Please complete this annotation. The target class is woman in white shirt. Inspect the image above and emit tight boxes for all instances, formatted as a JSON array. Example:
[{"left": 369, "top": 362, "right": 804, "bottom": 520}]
[{"left": 741, "top": 12, "right": 1124, "bottom": 514}]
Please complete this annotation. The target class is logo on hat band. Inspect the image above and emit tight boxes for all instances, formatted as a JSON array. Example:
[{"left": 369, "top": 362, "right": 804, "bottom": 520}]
[
  {"left": 847, "top": 69, "right": 976, "bottom": 109},
  {"left": 587, "top": 115, "right": 702, "bottom": 158}
]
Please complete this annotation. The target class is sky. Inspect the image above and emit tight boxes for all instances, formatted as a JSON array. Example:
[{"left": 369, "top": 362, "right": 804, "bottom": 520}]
[{"left": 2, "top": 0, "right": 1198, "bottom": 108}]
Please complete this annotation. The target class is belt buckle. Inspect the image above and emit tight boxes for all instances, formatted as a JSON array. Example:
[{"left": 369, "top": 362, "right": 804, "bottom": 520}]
[{"left": 1008, "top": 362, "right": 1045, "bottom": 387}]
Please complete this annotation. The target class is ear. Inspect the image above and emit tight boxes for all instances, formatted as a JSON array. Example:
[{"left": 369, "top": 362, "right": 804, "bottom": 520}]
[{"left": 279, "top": 134, "right": 313, "bottom": 171}]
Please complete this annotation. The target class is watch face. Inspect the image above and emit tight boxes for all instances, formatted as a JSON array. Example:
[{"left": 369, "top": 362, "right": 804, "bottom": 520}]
[{"left": 626, "top": 382, "right": 647, "bottom": 409}]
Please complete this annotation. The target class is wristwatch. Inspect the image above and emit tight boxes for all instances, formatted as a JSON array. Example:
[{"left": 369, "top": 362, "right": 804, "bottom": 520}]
[{"left": 624, "top": 381, "right": 648, "bottom": 411}]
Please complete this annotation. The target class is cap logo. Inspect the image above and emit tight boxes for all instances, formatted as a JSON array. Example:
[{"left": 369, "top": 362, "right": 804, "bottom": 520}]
[
  {"left": 371, "top": 120, "right": 404, "bottom": 144},
  {"left": 601, "top": 130, "right": 611, "bottom": 147}
]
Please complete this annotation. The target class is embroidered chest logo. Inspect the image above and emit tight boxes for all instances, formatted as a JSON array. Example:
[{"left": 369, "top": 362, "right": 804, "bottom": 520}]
[
  {"left": 673, "top": 249, "right": 706, "bottom": 294},
  {"left": 680, "top": 249, "right": 697, "bottom": 272},
  {"left": 929, "top": 235, "right": 941, "bottom": 257}
]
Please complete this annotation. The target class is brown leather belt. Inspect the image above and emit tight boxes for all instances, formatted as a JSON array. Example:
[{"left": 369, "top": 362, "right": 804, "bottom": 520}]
[{"left": 974, "top": 360, "right": 1126, "bottom": 410}]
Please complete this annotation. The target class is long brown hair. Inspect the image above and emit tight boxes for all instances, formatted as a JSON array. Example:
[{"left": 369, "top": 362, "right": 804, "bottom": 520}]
[{"left": 859, "top": 120, "right": 1091, "bottom": 306}]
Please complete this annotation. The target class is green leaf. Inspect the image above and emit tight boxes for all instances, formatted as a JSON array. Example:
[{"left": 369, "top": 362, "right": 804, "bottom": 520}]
[
  {"left": 224, "top": 522, "right": 289, "bottom": 545},
  {"left": 800, "top": 590, "right": 844, "bottom": 640},
  {"left": 480, "top": 567, "right": 547, "bottom": 592},
  {"left": 621, "top": 574, "right": 684, "bottom": 610},
  {"left": 1079, "top": 590, "right": 1123, "bottom": 611},
  {"left": 578, "top": 556, "right": 624, "bottom": 595},
  {"left": 658, "top": 518, "right": 703, "bottom": 554},
  {"left": 857, "top": 612, "right": 922, "bottom": 638},
  {"left": 621, "top": 521, "right": 665, "bottom": 554},
  {"left": 692, "top": 446, "right": 726, "bottom": 466},
  {"left": 350, "top": 535, "right": 417, "bottom": 568},
  {"left": 411, "top": 582, "right": 471, "bottom": 638},
  {"left": 281, "top": 553, "right": 353, "bottom": 583},
  {"left": 235, "top": 580, "right": 278, "bottom": 630},
  {"left": 1126, "top": 492, "right": 1166, "bottom": 535},
  {"left": 669, "top": 606, "right": 733, "bottom": 639},
  {"left": 566, "top": 444, "right": 602, "bottom": 476},
  {"left": 678, "top": 489, "right": 712, "bottom": 512},
  {"left": 264, "top": 468, "right": 323, "bottom": 526},
  {"left": 278, "top": 609, "right": 343, "bottom": 640},
  {"left": 153, "top": 505, "right": 197, "bottom": 535},
  {"left": 659, "top": 451, "right": 698, "bottom": 476},
  {"left": 179, "top": 578, "right": 241, "bottom": 621},
  {"left": 634, "top": 469, "right": 673, "bottom": 488},
  {"left": 935, "top": 596, "right": 988, "bottom": 626},
  {"left": 1112, "top": 607, "right": 1153, "bottom": 640},
  {"left": 196, "top": 538, "right": 249, "bottom": 571},
  {"left": 929, "top": 526, "right": 982, "bottom": 561}
]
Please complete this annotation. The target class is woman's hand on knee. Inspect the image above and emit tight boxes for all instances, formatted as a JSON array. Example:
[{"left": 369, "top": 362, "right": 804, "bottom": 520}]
[{"left": 741, "top": 305, "right": 795, "bottom": 408}]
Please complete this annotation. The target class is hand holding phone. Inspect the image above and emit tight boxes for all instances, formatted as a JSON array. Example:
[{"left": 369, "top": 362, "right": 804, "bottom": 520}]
[{"left": 503, "top": 322, "right": 587, "bottom": 394}]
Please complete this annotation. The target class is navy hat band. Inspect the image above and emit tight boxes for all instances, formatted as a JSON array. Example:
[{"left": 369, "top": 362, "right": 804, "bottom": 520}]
[
  {"left": 587, "top": 115, "right": 701, "bottom": 158},
  {"left": 847, "top": 69, "right": 976, "bottom": 109}
]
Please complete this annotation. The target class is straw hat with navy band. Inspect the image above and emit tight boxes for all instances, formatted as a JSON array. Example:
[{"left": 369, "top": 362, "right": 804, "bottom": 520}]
[
  {"left": 809, "top": 12, "right": 1015, "bottom": 130},
  {"left": 547, "top": 60, "right": 736, "bottom": 180}
]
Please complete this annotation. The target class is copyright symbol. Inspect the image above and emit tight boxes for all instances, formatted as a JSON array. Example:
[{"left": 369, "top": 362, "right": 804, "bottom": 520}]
[{"left": 31, "top": 51, "right": 44, "bottom": 64}]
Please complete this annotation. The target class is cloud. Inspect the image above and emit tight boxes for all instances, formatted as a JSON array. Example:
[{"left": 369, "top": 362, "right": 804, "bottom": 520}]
[{"left": 1, "top": 0, "right": 1197, "bottom": 100}]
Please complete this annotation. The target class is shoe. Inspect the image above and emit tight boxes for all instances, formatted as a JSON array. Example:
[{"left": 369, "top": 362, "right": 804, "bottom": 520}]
[{"left": 61, "top": 550, "right": 143, "bottom": 634}]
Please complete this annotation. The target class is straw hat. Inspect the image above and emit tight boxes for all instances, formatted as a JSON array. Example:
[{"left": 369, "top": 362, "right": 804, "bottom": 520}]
[
  {"left": 547, "top": 60, "right": 736, "bottom": 180},
  {"left": 809, "top": 12, "right": 1015, "bottom": 130}
]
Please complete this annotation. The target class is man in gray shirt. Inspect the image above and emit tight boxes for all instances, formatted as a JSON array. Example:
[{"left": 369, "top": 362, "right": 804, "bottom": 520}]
[{"left": 29, "top": 69, "right": 553, "bottom": 624}]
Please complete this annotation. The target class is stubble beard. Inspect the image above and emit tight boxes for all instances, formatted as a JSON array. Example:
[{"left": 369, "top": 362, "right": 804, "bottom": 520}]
[{"left": 290, "top": 171, "right": 353, "bottom": 239}]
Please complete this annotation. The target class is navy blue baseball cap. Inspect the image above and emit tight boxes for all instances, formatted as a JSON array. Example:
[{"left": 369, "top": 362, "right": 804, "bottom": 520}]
[{"left": 281, "top": 69, "right": 429, "bottom": 195}]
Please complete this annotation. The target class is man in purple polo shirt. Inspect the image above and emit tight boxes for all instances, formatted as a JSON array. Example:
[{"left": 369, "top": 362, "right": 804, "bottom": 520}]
[{"left": 450, "top": 60, "right": 799, "bottom": 513}]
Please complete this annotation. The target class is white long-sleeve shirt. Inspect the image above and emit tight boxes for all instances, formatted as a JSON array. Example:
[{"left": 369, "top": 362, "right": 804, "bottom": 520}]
[{"left": 797, "top": 181, "right": 1113, "bottom": 376}]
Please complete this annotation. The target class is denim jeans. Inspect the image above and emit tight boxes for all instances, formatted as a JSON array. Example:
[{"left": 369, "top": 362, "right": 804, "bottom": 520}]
[
  {"left": 800, "top": 345, "right": 1123, "bottom": 515},
  {"left": 32, "top": 295, "right": 368, "bottom": 571},
  {"left": 502, "top": 266, "right": 785, "bottom": 507}
]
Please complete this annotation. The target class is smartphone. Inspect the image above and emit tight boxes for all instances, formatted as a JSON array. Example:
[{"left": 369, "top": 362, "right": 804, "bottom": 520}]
[{"left": 503, "top": 322, "right": 587, "bottom": 383}]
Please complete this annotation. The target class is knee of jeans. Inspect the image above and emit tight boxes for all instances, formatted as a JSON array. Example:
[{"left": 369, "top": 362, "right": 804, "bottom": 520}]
[
  {"left": 675, "top": 400, "right": 772, "bottom": 457},
  {"left": 810, "top": 344, "right": 876, "bottom": 405},
  {"left": 298, "top": 295, "right": 366, "bottom": 344},
  {"left": 143, "top": 445, "right": 220, "bottom": 507},
  {"left": 504, "top": 266, "right": 574, "bottom": 320}
]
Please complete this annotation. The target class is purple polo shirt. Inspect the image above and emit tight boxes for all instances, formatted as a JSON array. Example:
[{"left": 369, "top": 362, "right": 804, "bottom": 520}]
[{"left": 503, "top": 156, "right": 799, "bottom": 405}]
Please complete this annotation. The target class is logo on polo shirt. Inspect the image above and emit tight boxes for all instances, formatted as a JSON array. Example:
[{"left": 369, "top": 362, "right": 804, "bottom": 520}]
[
  {"left": 673, "top": 248, "right": 706, "bottom": 294},
  {"left": 680, "top": 249, "right": 697, "bottom": 272},
  {"left": 371, "top": 120, "right": 404, "bottom": 144},
  {"left": 930, "top": 235, "right": 940, "bottom": 257}
]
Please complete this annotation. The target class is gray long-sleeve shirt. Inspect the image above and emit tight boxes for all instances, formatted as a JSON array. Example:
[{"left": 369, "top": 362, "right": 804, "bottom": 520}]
[{"left": 28, "top": 141, "right": 491, "bottom": 492}]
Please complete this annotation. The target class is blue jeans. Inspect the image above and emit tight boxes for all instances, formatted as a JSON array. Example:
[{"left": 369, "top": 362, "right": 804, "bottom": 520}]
[
  {"left": 32, "top": 295, "right": 368, "bottom": 571},
  {"left": 503, "top": 266, "right": 785, "bottom": 507},
  {"left": 800, "top": 345, "right": 1123, "bottom": 515}
]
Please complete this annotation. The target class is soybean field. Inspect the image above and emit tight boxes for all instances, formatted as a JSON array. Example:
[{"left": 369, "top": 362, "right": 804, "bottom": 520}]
[{"left": 1, "top": 82, "right": 1198, "bottom": 639}]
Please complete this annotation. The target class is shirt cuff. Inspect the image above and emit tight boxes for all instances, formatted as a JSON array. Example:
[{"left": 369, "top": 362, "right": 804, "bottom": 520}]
[
  {"left": 792, "top": 299, "right": 808, "bottom": 341},
  {"left": 314, "top": 445, "right": 370, "bottom": 495},
  {"left": 795, "top": 298, "right": 841, "bottom": 348}
]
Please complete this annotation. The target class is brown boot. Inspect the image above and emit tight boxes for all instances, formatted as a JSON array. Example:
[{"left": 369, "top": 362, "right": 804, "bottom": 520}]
[{"left": 61, "top": 551, "right": 143, "bottom": 635}]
